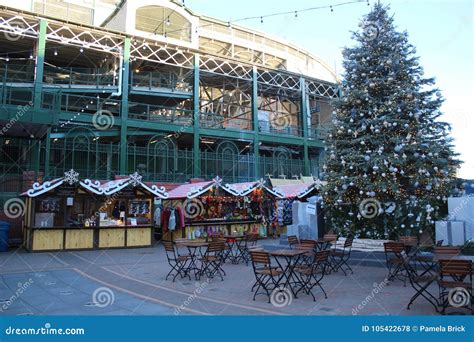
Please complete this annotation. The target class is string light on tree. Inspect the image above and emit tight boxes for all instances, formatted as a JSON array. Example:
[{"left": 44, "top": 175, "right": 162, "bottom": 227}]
[{"left": 322, "top": 3, "right": 461, "bottom": 239}]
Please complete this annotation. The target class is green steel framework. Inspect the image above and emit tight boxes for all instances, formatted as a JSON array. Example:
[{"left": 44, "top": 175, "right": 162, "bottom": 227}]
[{"left": 0, "top": 8, "right": 336, "bottom": 195}]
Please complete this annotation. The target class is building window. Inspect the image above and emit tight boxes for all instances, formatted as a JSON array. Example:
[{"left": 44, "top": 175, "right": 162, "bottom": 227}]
[
  {"left": 34, "top": 0, "right": 93, "bottom": 25},
  {"left": 135, "top": 6, "right": 191, "bottom": 42}
]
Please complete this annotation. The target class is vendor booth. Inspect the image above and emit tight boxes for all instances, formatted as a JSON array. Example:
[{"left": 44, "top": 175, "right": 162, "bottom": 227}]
[
  {"left": 161, "top": 177, "right": 277, "bottom": 241},
  {"left": 266, "top": 180, "right": 324, "bottom": 237},
  {"left": 22, "top": 170, "right": 168, "bottom": 252}
]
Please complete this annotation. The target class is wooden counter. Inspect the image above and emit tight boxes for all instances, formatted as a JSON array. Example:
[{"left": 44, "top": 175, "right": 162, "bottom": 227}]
[{"left": 24, "top": 225, "right": 153, "bottom": 252}]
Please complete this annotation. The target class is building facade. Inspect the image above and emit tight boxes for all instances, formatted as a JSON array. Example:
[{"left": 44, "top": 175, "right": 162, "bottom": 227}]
[{"left": 0, "top": 0, "right": 337, "bottom": 237}]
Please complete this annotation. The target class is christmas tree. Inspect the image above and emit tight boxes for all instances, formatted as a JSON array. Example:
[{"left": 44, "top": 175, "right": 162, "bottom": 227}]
[{"left": 322, "top": 3, "right": 462, "bottom": 239}]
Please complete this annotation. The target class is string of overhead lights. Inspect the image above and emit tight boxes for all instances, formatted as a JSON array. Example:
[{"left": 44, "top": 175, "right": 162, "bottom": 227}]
[
  {"left": 148, "top": 0, "right": 368, "bottom": 36},
  {"left": 0, "top": 0, "right": 368, "bottom": 58}
]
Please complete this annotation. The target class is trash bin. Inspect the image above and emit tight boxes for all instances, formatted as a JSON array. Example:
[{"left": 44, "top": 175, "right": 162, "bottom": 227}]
[{"left": 0, "top": 221, "right": 11, "bottom": 252}]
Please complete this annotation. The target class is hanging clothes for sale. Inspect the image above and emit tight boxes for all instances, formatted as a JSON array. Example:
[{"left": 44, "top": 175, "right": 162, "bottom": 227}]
[
  {"left": 176, "top": 206, "right": 185, "bottom": 228},
  {"left": 161, "top": 208, "right": 170, "bottom": 232},
  {"left": 168, "top": 208, "right": 176, "bottom": 231},
  {"left": 154, "top": 205, "right": 162, "bottom": 227}
]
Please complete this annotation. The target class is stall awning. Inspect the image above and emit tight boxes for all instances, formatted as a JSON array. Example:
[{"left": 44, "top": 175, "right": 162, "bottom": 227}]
[
  {"left": 80, "top": 172, "right": 169, "bottom": 198},
  {"left": 220, "top": 181, "right": 259, "bottom": 196},
  {"left": 167, "top": 180, "right": 215, "bottom": 199},
  {"left": 21, "top": 170, "right": 169, "bottom": 199},
  {"left": 167, "top": 178, "right": 276, "bottom": 199},
  {"left": 273, "top": 180, "right": 325, "bottom": 199}
]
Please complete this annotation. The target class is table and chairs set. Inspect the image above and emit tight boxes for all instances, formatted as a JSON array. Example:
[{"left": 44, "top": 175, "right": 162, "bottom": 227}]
[
  {"left": 383, "top": 239, "right": 473, "bottom": 315},
  {"left": 163, "top": 233, "right": 260, "bottom": 282},
  {"left": 248, "top": 234, "right": 354, "bottom": 303}
]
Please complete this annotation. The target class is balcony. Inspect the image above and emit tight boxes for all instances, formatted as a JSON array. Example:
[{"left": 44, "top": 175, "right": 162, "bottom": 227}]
[
  {"left": 308, "top": 127, "right": 330, "bottom": 140},
  {"left": 42, "top": 92, "right": 120, "bottom": 117},
  {"left": 0, "top": 64, "right": 35, "bottom": 85},
  {"left": 199, "top": 112, "right": 252, "bottom": 131},
  {"left": 128, "top": 103, "right": 193, "bottom": 125},
  {"left": 43, "top": 65, "right": 117, "bottom": 90},
  {"left": 258, "top": 119, "right": 303, "bottom": 137},
  {"left": 130, "top": 70, "right": 192, "bottom": 96}
]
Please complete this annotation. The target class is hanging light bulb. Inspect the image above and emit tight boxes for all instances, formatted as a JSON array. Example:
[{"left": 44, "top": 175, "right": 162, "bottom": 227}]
[
  {"left": 294, "top": 11, "right": 298, "bottom": 18},
  {"left": 330, "top": 5, "right": 334, "bottom": 12},
  {"left": 166, "top": 16, "right": 171, "bottom": 26},
  {"left": 54, "top": 50, "right": 58, "bottom": 56},
  {"left": 260, "top": 16, "right": 263, "bottom": 23}
]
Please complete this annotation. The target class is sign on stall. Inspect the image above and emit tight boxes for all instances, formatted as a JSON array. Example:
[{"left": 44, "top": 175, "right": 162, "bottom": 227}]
[{"left": 306, "top": 204, "right": 316, "bottom": 215}]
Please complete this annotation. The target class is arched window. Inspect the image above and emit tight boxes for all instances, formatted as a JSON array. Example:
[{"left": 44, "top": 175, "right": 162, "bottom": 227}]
[{"left": 136, "top": 5, "right": 191, "bottom": 42}]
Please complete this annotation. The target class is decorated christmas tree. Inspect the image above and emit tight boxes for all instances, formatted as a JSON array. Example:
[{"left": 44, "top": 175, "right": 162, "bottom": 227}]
[{"left": 322, "top": 3, "right": 462, "bottom": 239}]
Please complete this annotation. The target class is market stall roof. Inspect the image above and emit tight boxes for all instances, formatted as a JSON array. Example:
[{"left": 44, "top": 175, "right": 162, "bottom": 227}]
[
  {"left": 221, "top": 181, "right": 260, "bottom": 196},
  {"left": 80, "top": 172, "right": 169, "bottom": 198},
  {"left": 167, "top": 177, "right": 279, "bottom": 199},
  {"left": 269, "top": 176, "right": 316, "bottom": 187},
  {"left": 21, "top": 170, "right": 169, "bottom": 199},
  {"left": 272, "top": 179, "right": 325, "bottom": 199},
  {"left": 221, "top": 180, "right": 283, "bottom": 197},
  {"left": 21, "top": 169, "right": 80, "bottom": 198},
  {"left": 166, "top": 180, "right": 215, "bottom": 199}
]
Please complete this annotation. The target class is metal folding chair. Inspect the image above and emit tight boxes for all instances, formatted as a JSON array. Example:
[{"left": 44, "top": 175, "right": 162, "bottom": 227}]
[
  {"left": 163, "top": 241, "right": 192, "bottom": 282},
  {"left": 287, "top": 235, "right": 299, "bottom": 248},
  {"left": 434, "top": 246, "right": 461, "bottom": 255},
  {"left": 249, "top": 251, "right": 283, "bottom": 302},
  {"left": 400, "top": 250, "right": 439, "bottom": 312},
  {"left": 200, "top": 241, "right": 226, "bottom": 281},
  {"left": 211, "top": 234, "right": 232, "bottom": 263},
  {"left": 383, "top": 242, "right": 407, "bottom": 285},
  {"left": 330, "top": 237, "right": 354, "bottom": 275},
  {"left": 294, "top": 250, "right": 330, "bottom": 301},
  {"left": 438, "top": 259, "right": 473, "bottom": 315},
  {"left": 237, "top": 234, "right": 259, "bottom": 265}
]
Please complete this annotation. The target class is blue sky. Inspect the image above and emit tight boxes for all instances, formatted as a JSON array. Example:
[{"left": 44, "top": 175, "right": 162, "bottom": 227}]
[{"left": 187, "top": 0, "right": 473, "bottom": 179}]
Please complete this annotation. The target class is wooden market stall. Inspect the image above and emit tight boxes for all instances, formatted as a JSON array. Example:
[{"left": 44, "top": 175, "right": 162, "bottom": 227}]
[
  {"left": 22, "top": 170, "right": 168, "bottom": 252},
  {"left": 160, "top": 177, "right": 277, "bottom": 241},
  {"left": 266, "top": 180, "right": 325, "bottom": 236}
]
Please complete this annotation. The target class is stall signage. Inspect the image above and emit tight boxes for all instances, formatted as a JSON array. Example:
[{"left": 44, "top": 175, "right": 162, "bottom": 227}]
[{"left": 306, "top": 204, "right": 316, "bottom": 215}]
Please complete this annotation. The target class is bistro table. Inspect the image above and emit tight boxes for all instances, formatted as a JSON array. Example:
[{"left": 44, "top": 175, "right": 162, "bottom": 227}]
[
  {"left": 222, "top": 235, "right": 246, "bottom": 264},
  {"left": 175, "top": 240, "right": 209, "bottom": 279},
  {"left": 315, "top": 237, "right": 337, "bottom": 251},
  {"left": 416, "top": 253, "right": 474, "bottom": 277},
  {"left": 267, "top": 248, "right": 308, "bottom": 298}
]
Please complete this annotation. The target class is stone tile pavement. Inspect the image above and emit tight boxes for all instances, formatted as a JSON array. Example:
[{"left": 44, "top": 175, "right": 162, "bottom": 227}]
[{"left": 0, "top": 239, "right": 446, "bottom": 316}]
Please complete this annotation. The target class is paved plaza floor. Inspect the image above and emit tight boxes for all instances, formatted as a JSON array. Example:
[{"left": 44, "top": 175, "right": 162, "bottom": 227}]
[{"left": 0, "top": 239, "right": 444, "bottom": 316}]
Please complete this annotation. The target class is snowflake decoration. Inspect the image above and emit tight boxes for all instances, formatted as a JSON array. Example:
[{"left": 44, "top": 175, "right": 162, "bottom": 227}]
[
  {"left": 129, "top": 172, "right": 143, "bottom": 187},
  {"left": 63, "top": 169, "right": 79, "bottom": 185}
]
